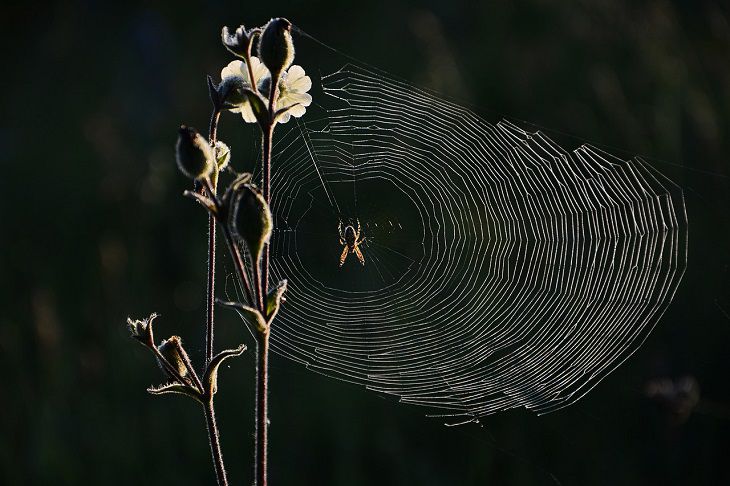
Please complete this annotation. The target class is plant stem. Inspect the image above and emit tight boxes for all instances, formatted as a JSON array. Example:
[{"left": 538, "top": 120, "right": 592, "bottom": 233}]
[
  {"left": 261, "top": 123, "right": 273, "bottom": 295},
  {"left": 254, "top": 80, "right": 277, "bottom": 486},
  {"left": 209, "top": 109, "right": 221, "bottom": 146},
  {"left": 255, "top": 333, "right": 270, "bottom": 486},
  {"left": 206, "top": 109, "right": 221, "bottom": 367},
  {"left": 205, "top": 204, "right": 216, "bottom": 367},
  {"left": 253, "top": 261, "right": 265, "bottom": 315},
  {"left": 204, "top": 109, "right": 228, "bottom": 486},
  {"left": 204, "top": 399, "right": 229, "bottom": 486},
  {"left": 245, "top": 42, "right": 258, "bottom": 95}
]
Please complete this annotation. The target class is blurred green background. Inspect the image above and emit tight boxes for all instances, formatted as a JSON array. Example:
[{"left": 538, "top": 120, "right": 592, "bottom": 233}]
[{"left": 2, "top": 0, "right": 729, "bottom": 484}]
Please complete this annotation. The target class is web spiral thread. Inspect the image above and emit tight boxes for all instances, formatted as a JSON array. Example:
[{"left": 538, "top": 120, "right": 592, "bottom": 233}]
[{"left": 255, "top": 62, "right": 687, "bottom": 422}]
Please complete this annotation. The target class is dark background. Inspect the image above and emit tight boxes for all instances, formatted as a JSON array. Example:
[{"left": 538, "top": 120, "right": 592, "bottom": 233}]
[{"left": 2, "top": 0, "right": 729, "bottom": 484}]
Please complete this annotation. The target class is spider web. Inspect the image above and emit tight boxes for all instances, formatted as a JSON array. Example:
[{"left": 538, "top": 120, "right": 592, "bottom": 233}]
[{"left": 243, "top": 47, "right": 688, "bottom": 423}]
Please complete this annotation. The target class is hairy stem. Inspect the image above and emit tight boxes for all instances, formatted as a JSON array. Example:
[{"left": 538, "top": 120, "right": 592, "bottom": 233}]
[
  {"left": 204, "top": 399, "right": 229, "bottom": 486},
  {"left": 255, "top": 333, "right": 270, "bottom": 486},
  {"left": 254, "top": 79, "right": 277, "bottom": 486},
  {"left": 245, "top": 41, "right": 258, "bottom": 95},
  {"left": 261, "top": 123, "right": 273, "bottom": 296},
  {"left": 220, "top": 224, "right": 256, "bottom": 308},
  {"left": 205, "top": 204, "right": 216, "bottom": 366},
  {"left": 253, "top": 261, "right": 265, "bottom": 315},
  {"left": 206, "top": 109, "right": 221, "bottom": 367},
  {"left": 209, "top": 109, "right": 221, "bottom": 146}
]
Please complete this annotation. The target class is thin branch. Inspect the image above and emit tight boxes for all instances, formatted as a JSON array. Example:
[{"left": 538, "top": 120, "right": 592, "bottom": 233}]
[
  {"left": 205, "top": 108, "right": 221, "bottom": 367},
  {"left": 209, "top": 109, "right": 221, "bottom": 146},
  {"left": 253, "top": 260, "right": 265, "bottom": 314},
  {"left": 254, "top": 78, "right": 278, "bottom": 486},
  {"left": 255, "top": 334, "right": 270, "bottom": 486},
  {"left": 204, "top": 399, "right": 229, "bottom": 486},
  {"left": 261, "top": 117, "right": 275, "bottom": 298},
  {"left": 244, "top": 36, "right": 259, "bottom": 95}
]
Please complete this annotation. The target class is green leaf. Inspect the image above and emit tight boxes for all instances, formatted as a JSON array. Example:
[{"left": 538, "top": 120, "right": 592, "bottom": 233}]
[
  {"left": 217, "top": 299, "right": 268, "bottom": 334},
  {"left": 214, "top": 141, "right": 231, "bottom": 171},
  {"left": 207, "top": 75, "right": 220, "bottom": 107},
  {"left": 243, "top": 88, "right": 270, "bottom": 126},
  {"left": 182, "top": 189, "right": 217, "bottom": 214},
  {"left": 266, "top": 279, "right": 288, "bottom": 322},
  {"left": 147, "top": 383, "right": 203, "bottom": 404},
  {"left": 273, "top": 103, "right": 301, "bottom": 124},
  {"left": 203, "top": 345, "right": 247, "bottom": 397}
]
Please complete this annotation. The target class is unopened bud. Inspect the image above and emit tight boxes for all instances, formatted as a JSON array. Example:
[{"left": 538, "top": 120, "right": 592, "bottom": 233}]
[
  {"left": 216, "top": 75, "right": 248, "bottom": 108},
  {"left": 258, "top": 18, "right": 294, "bottom": 79},
  {"left": 157, "top": 336, "right": 189, "bottom": 383},
  {"left": 175, "top": 126, "right": 214, "bottom": 180},
  {"left": 228, "top": 183, "right": 272, "bottom": 263}
]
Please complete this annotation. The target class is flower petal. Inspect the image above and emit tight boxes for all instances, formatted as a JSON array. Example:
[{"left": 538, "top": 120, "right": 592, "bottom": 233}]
[
  {"left": 288, "top": 104, "right": 307, "bottom": 118},
  {"left": 240, "top": 104, "right": 258, "bottom": 124},
  {"left": 283, "top": 92, "right": 312, "bottom": 108},
  {"left": 248, "top": 56, "right": 271, "bottom": 86},
  {"left": 221, "top": 60, "right": 245, "bottom": 82},
  {"left": 285, "top": 66, "right": 311, "bottom": 93}
]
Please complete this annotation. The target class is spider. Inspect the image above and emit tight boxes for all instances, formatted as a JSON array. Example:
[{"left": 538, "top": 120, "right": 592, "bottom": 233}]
[{"left": 338, "top": 219, "right": 365, "bottom": 267}]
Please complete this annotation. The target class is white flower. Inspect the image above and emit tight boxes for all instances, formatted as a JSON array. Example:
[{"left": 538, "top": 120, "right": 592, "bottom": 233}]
[
  {"left": 220, "top": 57, "right": 269, "bottom": 123},
  {"left": 220, "top": 57, "right": 312, "bottom": 124},
  {"left": 275, "top": 64, "right": 312, "bottom": 124}
]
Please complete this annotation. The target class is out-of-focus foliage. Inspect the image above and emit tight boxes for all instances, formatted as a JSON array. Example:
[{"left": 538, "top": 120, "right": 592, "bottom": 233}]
[{"left": 1, "top": 1, "right": 729, "bottom": 484}]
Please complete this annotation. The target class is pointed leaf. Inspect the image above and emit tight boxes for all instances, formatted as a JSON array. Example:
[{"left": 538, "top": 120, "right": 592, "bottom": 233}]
[
  {"left": 183, "top": 189, "right": 218, "bottom": 214},
  {"left": 214, "top": 141, "right": 231, "bottom": 171},
  {"left": 266, "top": 279, "right": 288, "bottom": 322},
  {"left": 207, "top": 75, "right": 220, "bottom": 108},
  {"left": 217, "top": 299, "right": 268, "bottom": 334},
  {"left": 147, "top": 382, "right": 203, "bottom": 404},
  {"left": 203, "top": 345, "right": 247, "bottom": 397},
  {"left": 273, "top": 103, "right": 301, "bottom": 124},
  {"left": 243, "top": 88, "right": 270, "bottom": 126}
]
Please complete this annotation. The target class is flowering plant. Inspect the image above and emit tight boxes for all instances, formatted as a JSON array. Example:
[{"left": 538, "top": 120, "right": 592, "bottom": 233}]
[{"left": 126, "top": 18, "right": 303, "bottom": 486}]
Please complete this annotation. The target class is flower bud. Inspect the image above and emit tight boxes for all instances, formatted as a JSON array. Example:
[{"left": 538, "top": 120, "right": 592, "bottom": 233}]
[
  {"left": 228, "top": 183, "right": 272, "bottom": 263},
  {"left": 222, "top": 25, "right": 256, "bottom": 58},
  {"left": 258, "top": 18, "right": 294, "bottom": 79},
  {"left": 157, "top": 336, "right": 190, "bottom": 383},
  {"left": 216, "top": 75, "right": 248, "bottom": 108},
  {"left": 175, "top": 126, "right": 214, "bottom": 180}
]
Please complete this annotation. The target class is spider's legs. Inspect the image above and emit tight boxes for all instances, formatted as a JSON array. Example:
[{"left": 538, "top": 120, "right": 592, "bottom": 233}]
[
  {"left": 354, "top": 246, "right": 365, "bottom": 266},
  {"left": 356, "top": 219, "right": 361, "bottom": 238},
  {"left": 339, "top": 245, "right": 349, "bottom": 267}
]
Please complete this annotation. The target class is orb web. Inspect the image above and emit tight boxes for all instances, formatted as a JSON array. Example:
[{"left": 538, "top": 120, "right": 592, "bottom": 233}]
[{"left": 255, "top": 59, "right": 687, "bottom": 422}]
